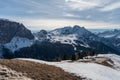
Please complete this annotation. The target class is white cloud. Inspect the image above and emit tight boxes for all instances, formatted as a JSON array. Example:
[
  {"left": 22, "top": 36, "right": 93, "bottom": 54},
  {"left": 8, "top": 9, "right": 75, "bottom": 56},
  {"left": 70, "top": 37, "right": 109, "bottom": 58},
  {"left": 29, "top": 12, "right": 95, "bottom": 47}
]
[
  {"left": 86, "top": 15, "right": 91, "bottom": 19},
  {"left": 65, "top": 0, "right": 110, "bottom": 10},
  {"left": 0, "top": 0, "right": 120, "bottom": 29},
  {"left": 100, "top": 2, "right": 120, "bottom": 11},
  {"left": 63, "top": 13, "right": 80, "bottom": 18}
]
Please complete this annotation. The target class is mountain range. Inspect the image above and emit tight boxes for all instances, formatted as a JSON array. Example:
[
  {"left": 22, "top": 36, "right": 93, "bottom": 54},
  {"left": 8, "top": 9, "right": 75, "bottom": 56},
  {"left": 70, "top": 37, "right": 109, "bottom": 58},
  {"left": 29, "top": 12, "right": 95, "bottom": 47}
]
[{"left": 0, "top": 19, "right": 120, "bottom": 60}]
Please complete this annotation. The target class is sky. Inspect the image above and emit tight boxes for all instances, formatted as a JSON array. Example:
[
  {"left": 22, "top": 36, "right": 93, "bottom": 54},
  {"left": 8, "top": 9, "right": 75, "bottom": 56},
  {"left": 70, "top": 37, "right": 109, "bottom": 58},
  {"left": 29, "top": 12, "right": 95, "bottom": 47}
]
[{"left": 0, "top": 0, "right": 120, "bottom": 30}]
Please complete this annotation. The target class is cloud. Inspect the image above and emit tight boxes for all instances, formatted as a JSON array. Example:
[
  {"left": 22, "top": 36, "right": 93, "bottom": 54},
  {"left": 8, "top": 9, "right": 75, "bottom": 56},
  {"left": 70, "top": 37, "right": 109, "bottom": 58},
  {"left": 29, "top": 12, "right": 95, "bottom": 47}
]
[
  {"left": 0, "top": 0, "right": 120, "bottom": 29},
  {"left": 6, "top": 17, "right": 119, "bottom": 30},
  {"left": 65, "top": 0, "right": 110, "bottom": 11},
  {"left": 100, "top": 2, "right": 120, "bottom": 11},
  {"left": 22, "top": 19, "right": 120, "bottom": 30},
  {"left": 63, "top": 13, "right": 80, "bottom": 18}
]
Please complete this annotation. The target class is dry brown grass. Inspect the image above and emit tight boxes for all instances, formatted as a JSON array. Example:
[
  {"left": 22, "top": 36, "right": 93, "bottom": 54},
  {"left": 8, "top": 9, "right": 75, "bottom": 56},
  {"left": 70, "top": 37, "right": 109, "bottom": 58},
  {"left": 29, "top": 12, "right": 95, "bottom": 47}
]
[
  {"left": 96, "top": 59, "right": 114, "bottom": 68},
  {"left": 0, "top": 59, "right": 81, "bottom": 80},
  {"left": 98, "top": 61, "right": 113, "bottom": 67},
  {"left": 77, "top": 57, "right": 114, "bottom": 68}
]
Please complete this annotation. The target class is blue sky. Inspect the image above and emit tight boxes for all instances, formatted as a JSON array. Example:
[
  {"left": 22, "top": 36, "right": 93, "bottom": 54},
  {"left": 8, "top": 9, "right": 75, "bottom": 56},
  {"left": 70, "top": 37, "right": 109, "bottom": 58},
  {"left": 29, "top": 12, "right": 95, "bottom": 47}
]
[{"left": 0, "top": 0, "right": 120, "bottom": 30}]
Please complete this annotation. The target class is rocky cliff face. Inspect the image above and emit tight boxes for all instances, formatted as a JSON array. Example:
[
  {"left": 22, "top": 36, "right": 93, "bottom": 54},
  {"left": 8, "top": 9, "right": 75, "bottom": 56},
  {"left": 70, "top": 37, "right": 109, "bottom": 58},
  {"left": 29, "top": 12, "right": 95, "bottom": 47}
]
[{"left": 0, "top": 19, "right": 34, "bottom": 44}]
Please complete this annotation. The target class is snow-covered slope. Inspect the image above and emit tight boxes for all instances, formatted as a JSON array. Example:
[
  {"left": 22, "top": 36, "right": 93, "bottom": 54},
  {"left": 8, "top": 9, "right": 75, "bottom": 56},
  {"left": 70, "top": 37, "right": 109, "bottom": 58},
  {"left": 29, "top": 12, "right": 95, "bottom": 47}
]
[
  {"left": 50, "top": 34, "right": 77, "bottom": 45},
  {"left": 19, "top": 54, "right": 120, "bottom": 80},
  {"left": 4, "top": 37, "right": 35, "bottom": 52}
]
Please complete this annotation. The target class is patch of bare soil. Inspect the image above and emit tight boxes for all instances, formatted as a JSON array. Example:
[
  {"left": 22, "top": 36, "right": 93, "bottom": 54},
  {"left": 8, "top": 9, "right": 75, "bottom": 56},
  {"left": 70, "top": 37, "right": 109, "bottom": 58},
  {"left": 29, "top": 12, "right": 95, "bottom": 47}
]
[{"left": 0, "top": 59, "right": 81, "bottom": 80}]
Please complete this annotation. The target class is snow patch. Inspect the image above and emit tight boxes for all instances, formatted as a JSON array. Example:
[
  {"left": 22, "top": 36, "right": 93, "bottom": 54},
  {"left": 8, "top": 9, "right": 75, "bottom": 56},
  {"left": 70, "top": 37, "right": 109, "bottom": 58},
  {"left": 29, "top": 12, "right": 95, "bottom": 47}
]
[
  {"left": 50, "top": 34, "right": 77, "bottom": 45},
  {"left": 4, "top": 37, "right": 34, "bottom": 52},
  {"left": 80, "top": 43, "right": 90, "bottom": 48},
  {"left": 103, "top": 34, "right": 117, "bottom": 38}
]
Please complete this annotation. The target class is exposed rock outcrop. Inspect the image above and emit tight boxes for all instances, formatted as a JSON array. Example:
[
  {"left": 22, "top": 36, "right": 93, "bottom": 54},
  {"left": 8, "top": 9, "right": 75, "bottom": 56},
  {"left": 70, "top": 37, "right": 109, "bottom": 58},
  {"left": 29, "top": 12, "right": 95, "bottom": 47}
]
[{"left": 0, "top": 19, "right": 34, "bottom": 44}]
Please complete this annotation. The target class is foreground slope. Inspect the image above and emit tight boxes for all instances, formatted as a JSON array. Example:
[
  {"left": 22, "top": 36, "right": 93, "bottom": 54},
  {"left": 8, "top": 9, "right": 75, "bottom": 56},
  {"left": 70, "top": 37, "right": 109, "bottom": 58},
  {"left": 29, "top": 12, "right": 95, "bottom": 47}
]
[
  {"left": 20, "top": 54, "right": 120, "bottom": 80},
  {"left": 0, "top": 59, "right": 80, "bottom": 80},
  {"left": 0, "top": 64, "right": 31, "bottom": 80}
]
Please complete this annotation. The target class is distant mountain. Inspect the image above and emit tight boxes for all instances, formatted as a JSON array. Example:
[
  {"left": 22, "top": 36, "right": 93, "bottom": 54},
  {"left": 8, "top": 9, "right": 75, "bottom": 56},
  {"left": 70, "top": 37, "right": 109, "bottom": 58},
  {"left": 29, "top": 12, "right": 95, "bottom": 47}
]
[
  {"left": 98, "top": 29, "right": 120, "bottom": 38},
  {"left": 0, "top": 19, "right": 119, "bottom": 60},
  {"left": 88, "top": 29, "right": 113, "bottom": 33},
  {"left": 98, "top": 29, "right": 120, "bottom": 52},
  {"left": 50, "top": 25, "right": 91, "bottom": 35},
  {"left": 34, "top": 25, "right": 99, "bottom": 45},
  {"left": 28, "top": 25, "right": 119, "bottom": 60},
  {"left": 0, "top": 19, "right": 34, "bottom": 44}
]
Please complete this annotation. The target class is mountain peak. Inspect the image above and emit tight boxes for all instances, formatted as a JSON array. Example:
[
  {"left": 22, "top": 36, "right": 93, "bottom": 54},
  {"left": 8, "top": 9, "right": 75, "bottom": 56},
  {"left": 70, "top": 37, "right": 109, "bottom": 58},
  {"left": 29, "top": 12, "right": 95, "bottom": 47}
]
[
  {"left": 0, "top": 19, "right": 34, "bottom": 44},
  {"left": 50, "top": 25, "right": 91, "bottom": 36},
  {"left": 73, "top": 25, "right": 84, "bottom": 29}
]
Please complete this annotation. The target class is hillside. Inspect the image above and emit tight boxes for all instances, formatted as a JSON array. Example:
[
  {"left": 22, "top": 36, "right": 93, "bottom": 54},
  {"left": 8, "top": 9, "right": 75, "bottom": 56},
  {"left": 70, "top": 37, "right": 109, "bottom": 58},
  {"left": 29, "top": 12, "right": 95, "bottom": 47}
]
[
  {"left": 0, "top": 59, "right": 80, "bottom": 80},
  {"left": 19, "top": 54, "right": 120, "bottom": 80}
]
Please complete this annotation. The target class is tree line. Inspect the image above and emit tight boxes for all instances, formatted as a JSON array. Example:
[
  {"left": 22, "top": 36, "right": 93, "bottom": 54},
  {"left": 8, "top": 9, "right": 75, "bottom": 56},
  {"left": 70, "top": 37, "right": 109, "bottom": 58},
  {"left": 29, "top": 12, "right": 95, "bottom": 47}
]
[{"left": 54, "top": 51, "right": 97, "bottom": 61}]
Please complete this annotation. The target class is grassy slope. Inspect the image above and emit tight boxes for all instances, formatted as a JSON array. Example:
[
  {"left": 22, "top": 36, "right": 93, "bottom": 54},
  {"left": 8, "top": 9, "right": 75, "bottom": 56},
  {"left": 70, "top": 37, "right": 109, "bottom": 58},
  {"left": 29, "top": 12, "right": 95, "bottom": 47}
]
[{"left": 0, "top": 59, "right": 81, "bottom": 80}]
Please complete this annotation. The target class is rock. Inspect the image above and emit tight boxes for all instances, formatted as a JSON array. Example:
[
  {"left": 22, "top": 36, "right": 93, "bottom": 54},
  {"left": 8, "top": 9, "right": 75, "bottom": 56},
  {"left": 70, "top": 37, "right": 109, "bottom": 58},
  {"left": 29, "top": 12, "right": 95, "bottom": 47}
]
[{"left": 0, "top": 19, "right": 34, "bottom": 44}]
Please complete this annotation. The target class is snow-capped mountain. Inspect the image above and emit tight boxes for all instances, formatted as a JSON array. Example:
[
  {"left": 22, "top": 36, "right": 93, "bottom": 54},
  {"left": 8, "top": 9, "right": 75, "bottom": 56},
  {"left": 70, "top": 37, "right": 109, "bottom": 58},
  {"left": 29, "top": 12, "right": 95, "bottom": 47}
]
[
  {"left": 98, "top": 29, "right": 120, "bottom": 52},
  {"left": 48, "top": 25, "right": 98, "bottom": 44},
  {"left": 50, "top": 25, "right": 91, "bottom": 36},
  {"left": 35, "top": 25, "right": 98, "bottom": 45},
  {"left": 33, "top": 25, "right": 119, "bottom": 56},
  {"left": 98, "top": 29, "right": 120, "bottom": 38},
  {"left": 0, "top": 19, "right": 119, "bottom": 60}
]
